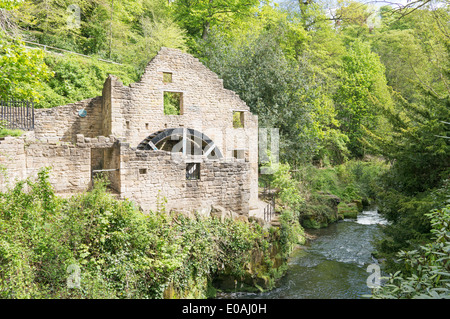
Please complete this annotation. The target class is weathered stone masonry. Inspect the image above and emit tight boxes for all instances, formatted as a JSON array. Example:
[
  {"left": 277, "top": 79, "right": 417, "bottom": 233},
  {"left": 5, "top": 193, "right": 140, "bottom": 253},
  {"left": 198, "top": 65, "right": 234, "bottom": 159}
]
[{"left": 0, "top": 47, "right": 258, "bottom": 216}]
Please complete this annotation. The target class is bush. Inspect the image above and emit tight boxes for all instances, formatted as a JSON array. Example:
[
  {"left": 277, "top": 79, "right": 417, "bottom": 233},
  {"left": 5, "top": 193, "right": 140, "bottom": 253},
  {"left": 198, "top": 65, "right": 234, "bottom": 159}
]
[
  {"left": 260, "top": 162, "right": 304, "bottom": 212},
  {"left": 35, "top": 53, "right": 138, "bottom": 108},
  {"left": 0, "top": 168, "right": 301, "bottom": 298},
  {"left": 373, "top": 181, "right": 449, "bottom": 272},
  {"left": 371, "top": 205, "right": 450, "bottom": 299}
]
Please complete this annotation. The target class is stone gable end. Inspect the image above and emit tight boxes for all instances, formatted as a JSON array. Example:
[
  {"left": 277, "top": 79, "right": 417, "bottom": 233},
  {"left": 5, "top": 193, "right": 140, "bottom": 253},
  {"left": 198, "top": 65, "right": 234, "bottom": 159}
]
[{"left": 1, "top": 47, "right": 259, "bottom": 217}]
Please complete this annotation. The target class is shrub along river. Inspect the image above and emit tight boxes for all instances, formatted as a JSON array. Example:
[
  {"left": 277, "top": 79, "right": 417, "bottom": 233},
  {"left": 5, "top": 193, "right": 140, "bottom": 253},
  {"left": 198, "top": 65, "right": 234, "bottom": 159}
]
[{"left": 227, "top": 207, "right": 388, "bottom": 299}]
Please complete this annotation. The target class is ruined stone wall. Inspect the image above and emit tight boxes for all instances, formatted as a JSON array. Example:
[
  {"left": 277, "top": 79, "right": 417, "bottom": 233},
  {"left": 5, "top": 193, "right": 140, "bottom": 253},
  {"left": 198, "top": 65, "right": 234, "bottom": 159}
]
[
  {"left": 0, "top": 134, "right": 91, "bottom": 194},
  {"left": 104, "top": 47, "right": 259, "bottom": 208},
  {"left": 34, "top": 96, "right": 103, "bottom": 143},
  {"left": 25, "top": 141, "right": 91, "bottom": 194},
  {"left": 0, "top": 134, "right": 121, "bottom": 195},
  {"left": 118, "top": 144, "right": 251, "bottom": 215},
  {"left": 76, "top": 134, "right": 120, "bottom": 193},
  {"left": 0, "top": 136, "right": 27, "bottom": 192},
  {"left": 9, "top": 47, "right": 259, "bottom": 214},
  {"left": 1, "top": 133, "right": 251, "bottom": 216},
  {"left": 108, "top": 48, "right": 258, "bottom": 152}
]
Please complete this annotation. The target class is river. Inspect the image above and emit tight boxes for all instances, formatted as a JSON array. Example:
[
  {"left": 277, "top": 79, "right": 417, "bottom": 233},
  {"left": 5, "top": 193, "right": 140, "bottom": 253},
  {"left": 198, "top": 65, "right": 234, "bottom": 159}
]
[{"left": 226, "top": 207, "right": 388, "bottom": 299}]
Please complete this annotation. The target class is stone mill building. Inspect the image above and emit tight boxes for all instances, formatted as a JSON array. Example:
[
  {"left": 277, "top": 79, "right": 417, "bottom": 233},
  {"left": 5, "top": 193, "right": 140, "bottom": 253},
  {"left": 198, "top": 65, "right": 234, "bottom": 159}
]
[{"left": 0, "top": 48, "right": 259, "bottom": 217}]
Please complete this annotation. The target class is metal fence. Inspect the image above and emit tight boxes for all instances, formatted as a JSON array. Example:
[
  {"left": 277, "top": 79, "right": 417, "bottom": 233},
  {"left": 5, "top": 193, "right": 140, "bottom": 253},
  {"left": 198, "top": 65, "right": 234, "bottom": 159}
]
[
  {"left": 261, "top": 181, "right": 276, "bottom": 222},
  {"left": 0, "top": 100, "right": 35, "bottom": 131},
  {"left": 264, "top": 196, "right": 275, "bottom": 222}
]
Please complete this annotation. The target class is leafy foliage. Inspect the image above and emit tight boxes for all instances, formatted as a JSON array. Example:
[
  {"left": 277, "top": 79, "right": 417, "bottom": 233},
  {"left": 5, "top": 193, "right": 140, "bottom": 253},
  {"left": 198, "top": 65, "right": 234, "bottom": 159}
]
[
  {"left": 163, "top": 91, "right": 182, "bottom": 115},
  {"left": 172, "top": 0, "right": 259, "bottom": 41},
  {"left": 0, "top": 0, "right": 23, "bottom": 10},
  {"left": 0, "top": 169, "right": 303, "bottom": 298},
  {"left": 35, "top": 53, "right": 137, "bottom": 108},
  {"left": 200, "top": 29, "right": 319, "bottom": 164},
  {"left": 260, "top": 162, "right": 304, "bottom": 211},
  {"left": 0, "top": 32, "right": 53, "bottom": 101},
  {"left": 371, "top": 205, "right": 450, "bottom": 299},
  {"left": 334, "top": 39, "right": 392, "bottom": 157},
  {"left": 1, "top": 0, "right": 450, "bottom": 299},
  {"left": 0, "top": 119, "right": 22, "bottom": 137}
]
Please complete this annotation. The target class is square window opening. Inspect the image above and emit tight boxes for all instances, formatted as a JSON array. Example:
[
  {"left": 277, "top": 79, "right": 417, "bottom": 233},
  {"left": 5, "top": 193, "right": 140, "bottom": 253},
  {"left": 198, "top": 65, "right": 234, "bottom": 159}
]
[
  {"left": 233, "top": 149, "right": 245, "bottom": 160},
  {"left": 164, "top": 91, "right": 183, "bottom": 115},
  {"left": 139, "top": 168, "right": 147, "bottom": 175},
  {"left": 163, "top": 72, "right": 173, "bottom": 83},
  {"left": 186, "top": 163, "right": 200, "bottom": 180},
  {"left": 233, "top": 111, "right": 244, "bottom": 128}
]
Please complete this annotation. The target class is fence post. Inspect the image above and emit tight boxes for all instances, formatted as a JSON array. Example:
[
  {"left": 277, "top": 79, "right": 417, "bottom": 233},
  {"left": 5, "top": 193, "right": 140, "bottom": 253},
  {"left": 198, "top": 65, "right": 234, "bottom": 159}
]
[
  {"left": 7, "top": 100, "right": 10, "bottom": 128},
  {"left": 32, "top": 100, "right": 35, "bottom": 130}
]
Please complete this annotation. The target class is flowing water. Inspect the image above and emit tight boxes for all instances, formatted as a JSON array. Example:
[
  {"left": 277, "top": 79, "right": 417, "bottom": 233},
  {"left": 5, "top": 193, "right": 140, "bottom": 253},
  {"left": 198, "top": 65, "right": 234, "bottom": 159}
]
[{"left": 227, "top": 207, "right": 388, "bottom": 299}]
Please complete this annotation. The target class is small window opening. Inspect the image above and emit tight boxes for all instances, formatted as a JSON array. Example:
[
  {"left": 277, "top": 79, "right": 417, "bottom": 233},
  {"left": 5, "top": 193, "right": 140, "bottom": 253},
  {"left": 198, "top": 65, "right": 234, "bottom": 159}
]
[
  {"left": 186, "top": 163, "right": 200, "bottom": 180},
  {"left": 139, "top": 168, "right": 147, "bottom": 175},
  {"left": 163, "top": 72, "right": 173, "bottom": 83},
  {"left": 233, "top": 149, "right": 245, "bottom": 160},
  {"left": 126, "top": 121, "right": 130, "bottom": 129},
  {"left": 233, "top": 111, "right": 244, "bottom": 128},
  {"left": 164, "top": 91, "right": 182, "bottom": 115},
  {"left": 145, "top": 123, "right": 149, "bottom": 130}
]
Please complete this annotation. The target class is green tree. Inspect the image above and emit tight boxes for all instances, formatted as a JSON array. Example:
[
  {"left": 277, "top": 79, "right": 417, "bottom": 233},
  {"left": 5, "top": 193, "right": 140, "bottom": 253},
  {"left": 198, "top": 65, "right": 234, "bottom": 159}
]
[
  {"left": 15, "top": 0, "right": 143, "bottom": 61},
  {"left": 362, "top": 26, "right": 449, "bottom": 269},
  {"left": 334, "top": 38, "right": 392, "bottom": 157},
  {"left": 199, "top": 2, "right": 350, "bottom": 165},
  {"left": 293, "top": 1, "right": 350, "bottom": 164},
  {"left": 172, "top": 0, "right": 259, "bottom": 40},
  {"left": 14, "top": 0, "right": 185, "bottom": 68},
  {"left": 201, "top": 30, "right": 319, "bottom": 164},
  {"left": 0, "top": 32, "right": 53, "bottom": 101},
  {"left": 372, "top": 6, "right": 450, "bottom": 103},
  {"left": 363, "top": 92, "right": 449, "bottom": 196},
  {"left": 0, "top": 0, "right": 23, "bottom": 10},
  {"left": 334, "top": 0, "right": 374, "bottom": 28},
  {"left": 133, "top": 14, "right": 188, "bottom": 72}
]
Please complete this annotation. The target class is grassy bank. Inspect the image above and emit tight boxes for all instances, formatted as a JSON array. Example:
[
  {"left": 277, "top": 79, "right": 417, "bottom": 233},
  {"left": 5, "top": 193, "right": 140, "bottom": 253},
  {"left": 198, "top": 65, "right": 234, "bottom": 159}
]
[
  {"left": 0, "top": 120, "right": 23, "bottom": 138},
  {"left": 0, "top": 168, "right": 304, "bottom": 298}
]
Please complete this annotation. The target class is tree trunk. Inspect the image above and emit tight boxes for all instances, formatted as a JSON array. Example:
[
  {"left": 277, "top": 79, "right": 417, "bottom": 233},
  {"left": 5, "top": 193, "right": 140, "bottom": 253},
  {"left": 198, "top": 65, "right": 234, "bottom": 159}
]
[{"left": 202, "top": 20, "right": 210, "bottom": 40}]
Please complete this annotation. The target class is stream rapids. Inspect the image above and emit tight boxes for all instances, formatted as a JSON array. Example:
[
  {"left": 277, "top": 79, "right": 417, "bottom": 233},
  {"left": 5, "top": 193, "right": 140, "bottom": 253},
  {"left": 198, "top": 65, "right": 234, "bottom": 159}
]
[{"left": 222, "top": 207, "right": 388, "bottom": 299}]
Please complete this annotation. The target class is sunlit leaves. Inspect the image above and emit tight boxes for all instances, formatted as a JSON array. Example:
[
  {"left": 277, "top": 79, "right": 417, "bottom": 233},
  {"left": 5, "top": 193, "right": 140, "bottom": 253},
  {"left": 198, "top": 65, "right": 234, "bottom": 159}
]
[
  {"left": 0, "top": 0, "right": 23, "bottom": 10},
  {"left": 0, "top": 33, "right": 53, "bottom": 101},
  {"left": 0, "top": 170, "right": 303, "bottom": 298},
  {"left": 334, "top": 39, "right": 392, "bottom": 157},
  {"left": 171, "top": 0, "right": 260, "bottom": 40}
]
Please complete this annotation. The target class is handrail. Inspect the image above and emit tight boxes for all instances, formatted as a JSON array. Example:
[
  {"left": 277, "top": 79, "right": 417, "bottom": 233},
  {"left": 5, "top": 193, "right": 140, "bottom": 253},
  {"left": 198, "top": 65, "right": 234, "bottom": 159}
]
[
  {"left": 22, "top": 40, "right": 123, "bottom": 65},
  {"left": 263, "top": 197, "right": 275, "bottom": 222}
]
